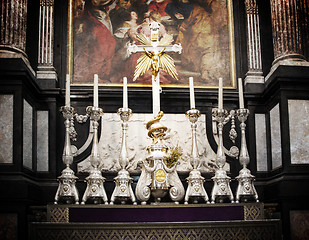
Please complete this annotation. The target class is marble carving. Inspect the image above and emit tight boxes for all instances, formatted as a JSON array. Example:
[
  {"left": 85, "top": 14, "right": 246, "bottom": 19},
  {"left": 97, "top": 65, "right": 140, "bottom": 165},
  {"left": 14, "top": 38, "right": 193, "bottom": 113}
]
[
  {"left": 270, "top": 104, "right": 282, "bottom": 169},
  {"left": 78, "top": 113, "right": 219, "bottom": 174},
  {"left": 288, "top": 100, "right": 309, "bottom": 164},
  {"left": 0, "top": 95, "right": 13, "bottom": 164}
]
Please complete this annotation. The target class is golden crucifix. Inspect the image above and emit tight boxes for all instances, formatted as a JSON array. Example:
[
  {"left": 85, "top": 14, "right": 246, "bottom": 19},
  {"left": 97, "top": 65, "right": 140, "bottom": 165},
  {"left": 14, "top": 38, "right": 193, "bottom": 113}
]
[{"left": 127, "top": 21, "right": 182, "bottom": 116}]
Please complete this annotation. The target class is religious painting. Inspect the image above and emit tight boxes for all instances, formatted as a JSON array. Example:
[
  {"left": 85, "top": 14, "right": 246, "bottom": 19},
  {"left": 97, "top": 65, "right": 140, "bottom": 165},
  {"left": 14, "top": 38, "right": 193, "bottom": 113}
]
[{"left": 67, "top": 0, "right": 236, "bottom": 88}]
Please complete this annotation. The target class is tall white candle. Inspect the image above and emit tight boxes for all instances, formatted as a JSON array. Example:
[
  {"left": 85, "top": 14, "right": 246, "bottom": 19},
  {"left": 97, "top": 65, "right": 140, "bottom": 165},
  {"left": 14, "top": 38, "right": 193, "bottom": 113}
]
[
  {"left": 189, "top": 77, "right": 195, "bottom": 109},
  {"left": 65, "top": 74, "right": 70, "bottom": 107},
  {"left": 218, "top": 78, "right": 223, "bottom": 109},
  {"left": 123, "top": 77, "right": 128, "bottom": 108},
  {"left": 94, "top": 74, "right": 98, "bottom": 108},
  {"left": 238, "top": 78, "right": 244, "bottom": 109},
  {"left": 152, "top": 75, "right": 160, "bottom": 116}
]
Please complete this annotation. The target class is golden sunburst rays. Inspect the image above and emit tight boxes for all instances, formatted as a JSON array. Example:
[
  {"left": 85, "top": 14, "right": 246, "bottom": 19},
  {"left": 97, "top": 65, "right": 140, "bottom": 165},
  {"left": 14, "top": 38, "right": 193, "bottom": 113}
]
[
  {"left": 133, "top": 52, "right": 153, "bottom": 81},
  {"left": 136, "top": 34, "right": 151, "bottom": 45},
  {"left": 159, "top": 53, "right": 178, "bottom": 80}
]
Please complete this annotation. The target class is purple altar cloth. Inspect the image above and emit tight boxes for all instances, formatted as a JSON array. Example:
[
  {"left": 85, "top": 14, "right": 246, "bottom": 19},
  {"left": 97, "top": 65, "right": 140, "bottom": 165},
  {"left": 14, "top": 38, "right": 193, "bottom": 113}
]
[{"left": 69, "top": 205, "right": 244, "bottom": 223}]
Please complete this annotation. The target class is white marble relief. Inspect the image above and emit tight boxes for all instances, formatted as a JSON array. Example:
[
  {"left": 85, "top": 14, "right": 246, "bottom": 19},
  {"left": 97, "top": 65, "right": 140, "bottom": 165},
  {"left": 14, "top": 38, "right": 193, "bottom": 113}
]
[
  {"left": 288, "top": 100, "right": 309, "bottom": 164},
  {"left": 37, "top": 111, "right": 49, "bottom": 171},
  {"left": 270, "top": 104, "right": 282, "bottom": 169},
  {"left": 78, "top": 113, "right": 219, "bottom": 174},
  {"left": 255, "top": 114, "right": 268, "bottom": 171},
  {"left": 23, "top": 100, "right": 33, "bottom": 169},
  {"left": 0, "top": 95, "right": 13, "bottom": 164}
]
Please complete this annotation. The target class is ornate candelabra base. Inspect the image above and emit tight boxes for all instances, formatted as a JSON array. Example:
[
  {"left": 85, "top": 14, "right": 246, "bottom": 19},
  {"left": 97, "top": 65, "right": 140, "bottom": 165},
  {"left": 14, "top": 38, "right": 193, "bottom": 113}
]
[
  {"left": 110, "top": 169, "right": 137, "bottom": 205},
  {"left": 185, "top": 108, "right": 209, "bottom": 204},
  {"left": 235, "top": 167, "right": 259, "bottom": 203},
  {"left": 151, "top": 188, "right": 168, "bottom": 204},
  {"left": 81, "top": 168, "right": 108, "bottom": 205},
  {"left": 55, "top": 105, "right": 79, "bottom": 204},
  {"left": 236, "top": 108, "right": 259, "bottom": 203},
  {"left": 110, "top": 108, "right": 136, "bottom": 205},
  {"left": 211, "top": 169, "right": 234, "bottom": 203},
  {"left": 136, "top": 144, "right": 184, "bottom": 205},
  {"left": 135, "top": 112, "right": 185, "bottom": 205},
  {"left": 184, "top": 169, "right": 209, "bottom": 204},
  {"left": 54, "top": 166, "right": 79, "bottom": 204}
]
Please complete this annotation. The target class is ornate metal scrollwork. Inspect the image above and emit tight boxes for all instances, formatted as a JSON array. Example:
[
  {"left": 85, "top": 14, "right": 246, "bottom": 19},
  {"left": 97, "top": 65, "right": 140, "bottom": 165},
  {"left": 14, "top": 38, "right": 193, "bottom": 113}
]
[
  {"left": 135, "top": 112, "right": 185, "bottom": 204},
  {"left": 212, "top": 109, "right": 239, "bottom": 158}
]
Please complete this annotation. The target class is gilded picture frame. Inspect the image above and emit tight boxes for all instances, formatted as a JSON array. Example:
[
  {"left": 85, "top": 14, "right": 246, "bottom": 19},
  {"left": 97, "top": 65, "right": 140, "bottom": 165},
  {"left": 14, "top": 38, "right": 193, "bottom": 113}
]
[{"left": 67, "top": 0, "right": 236, "bottom": 89}]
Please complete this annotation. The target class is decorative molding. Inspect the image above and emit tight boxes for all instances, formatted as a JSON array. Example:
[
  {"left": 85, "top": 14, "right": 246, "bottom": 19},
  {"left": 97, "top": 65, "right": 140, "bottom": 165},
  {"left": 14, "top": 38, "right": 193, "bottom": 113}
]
[
  {"left": 244, "top": 204, "right": 263, "bottom": 220},
  {"left": 244, "top": 0, "right": 264, "bottom": 85},
  {"left": 0, "top": 0, "right": 28, "bottom": 52},
  {"left": 269, "top": 0, "right": 308, "bottom": 64},
  {"left": 37, "top": 0, "right": 57, "bottom": 81},
  {"left": 0, "top": 0, "right": 34, "bottom": 73},
  {"left": 49, "top": 207, "right": 69, "bottom": 223},
  {"left": 31, "top": 220, "right": 281, "bottom": 240}
]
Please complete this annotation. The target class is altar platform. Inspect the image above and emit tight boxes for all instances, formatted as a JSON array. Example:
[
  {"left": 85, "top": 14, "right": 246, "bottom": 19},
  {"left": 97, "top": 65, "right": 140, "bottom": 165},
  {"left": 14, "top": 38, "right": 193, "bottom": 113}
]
[{"left": 29, "top": 203, "right": 282, "bottom": 240}]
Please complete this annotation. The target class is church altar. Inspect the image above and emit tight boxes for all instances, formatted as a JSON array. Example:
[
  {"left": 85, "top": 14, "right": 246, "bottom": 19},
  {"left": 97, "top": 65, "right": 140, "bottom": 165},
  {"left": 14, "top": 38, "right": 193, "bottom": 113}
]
[
  {"left": 29, "top": 202, "right": 281, "bottom": 240},
  {"left": 2, "top": 0, "right": 309, "bottom": 238},
  {"left": 48, "top": 202, "right": 263, "bottom": 223},
  {"left": 55, "top": 23, "right": 258, "bottom": 205},
  {"left": 43, "top": 21, "right": 273, "bottom": 240}
]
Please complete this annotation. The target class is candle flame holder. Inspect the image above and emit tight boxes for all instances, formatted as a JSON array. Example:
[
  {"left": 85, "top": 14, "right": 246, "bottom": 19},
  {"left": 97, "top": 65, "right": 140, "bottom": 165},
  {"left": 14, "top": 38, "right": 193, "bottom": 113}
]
[
  {"left": 54, "top": 106, "right": 79, "bottom": 204},
  {"left": 81, "top": 106, "right": 108, "bottom": 204},
  {"left": 110, "top": 108, "right": 137, "bottom": 205},
  {"left": 211, "top": 108, "right": 234, "bottom": 203},
  {"left": 235, "top": 108, "right": 259, "bottom": 203},
  {"left": 184, "top": 109, "right": 209, "bottom": 204}
]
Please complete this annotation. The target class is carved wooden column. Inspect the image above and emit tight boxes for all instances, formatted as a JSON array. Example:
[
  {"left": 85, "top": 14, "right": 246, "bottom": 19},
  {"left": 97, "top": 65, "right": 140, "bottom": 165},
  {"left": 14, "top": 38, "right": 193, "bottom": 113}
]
[
  {"left": 244, "top": 0, "right": 264, "bottom": 86},
  {"left": 0, "top": 0, "right": 30, "bottom": 65},
  {"left": 270, "top": 0, "right": 309, "bottom": 65},
  {"left": 37, "top": 0, "right": 58, "bottom": 85}
]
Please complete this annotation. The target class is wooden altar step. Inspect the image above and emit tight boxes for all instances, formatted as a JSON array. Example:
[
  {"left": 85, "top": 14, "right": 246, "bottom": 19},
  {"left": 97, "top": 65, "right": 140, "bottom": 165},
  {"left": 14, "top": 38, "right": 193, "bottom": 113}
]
[
  {"left": 29, "top": 203, "right": 282, "bottom": 240},
  {"left": 30, "top": 220, "right": 281, "bottom": 240},
  {"left": 47, "top": 202, "right": 264, "bottom": 223}
]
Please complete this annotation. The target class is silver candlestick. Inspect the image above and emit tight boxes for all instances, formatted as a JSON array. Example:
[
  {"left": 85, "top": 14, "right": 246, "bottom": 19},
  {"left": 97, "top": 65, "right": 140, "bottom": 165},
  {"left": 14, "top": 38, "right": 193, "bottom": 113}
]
[
  {"left": 211, "top": 108, "right": 234, "bottom": 203},
  {"left": 184, "top": 109, "right": 209, "bottom": 204},
  {"left": 81, "top": 106, "right": 108, "bottom": 204},
  {"left": 110, "top": 108, "right": 137, "bottom": 205},
  {"left": 54, "top": 106, "right": 79, "bottom": 204},
  {"left": 235, "top": 108, "right": 259, "bottom": 203}
]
